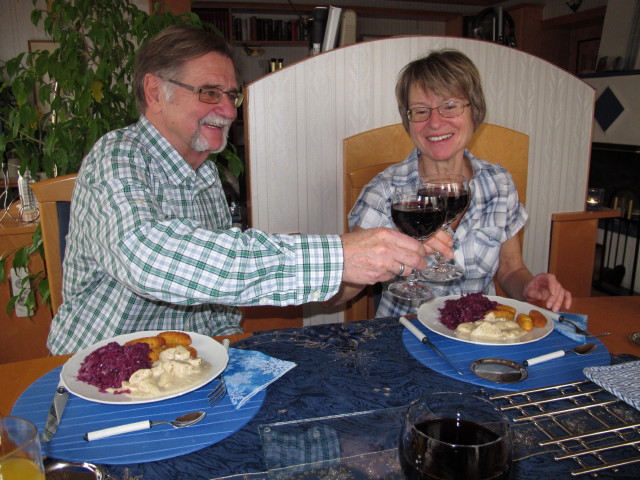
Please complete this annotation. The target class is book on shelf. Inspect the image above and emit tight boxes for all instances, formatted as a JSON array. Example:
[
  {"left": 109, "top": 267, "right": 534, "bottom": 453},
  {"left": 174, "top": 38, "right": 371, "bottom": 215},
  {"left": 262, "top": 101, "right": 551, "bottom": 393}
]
[
  {"left": 338, "top": 9, "right": 357, "bottom": 47},
  {"left": 322, "top": 5, "right": 342, "bottom": 52},
  {"left": 311, "top": 6, "right": 328, "bottom": 55}
]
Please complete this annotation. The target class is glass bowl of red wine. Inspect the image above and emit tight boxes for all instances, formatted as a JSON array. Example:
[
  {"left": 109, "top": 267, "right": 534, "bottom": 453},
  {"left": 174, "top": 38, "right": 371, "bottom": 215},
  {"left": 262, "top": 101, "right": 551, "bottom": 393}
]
[{"left": 399, "top": 392, "right": 511, "bottom": 480}]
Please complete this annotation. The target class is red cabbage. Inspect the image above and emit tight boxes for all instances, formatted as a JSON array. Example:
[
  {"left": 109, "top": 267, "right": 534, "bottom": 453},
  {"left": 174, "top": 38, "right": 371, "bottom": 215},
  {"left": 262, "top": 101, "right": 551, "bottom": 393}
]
[
  {"left": 77, "top": 341, "right": 152, "bottom": 392},
  {"left": 438, "top": 293, "right": 498, "bottom": 330}
]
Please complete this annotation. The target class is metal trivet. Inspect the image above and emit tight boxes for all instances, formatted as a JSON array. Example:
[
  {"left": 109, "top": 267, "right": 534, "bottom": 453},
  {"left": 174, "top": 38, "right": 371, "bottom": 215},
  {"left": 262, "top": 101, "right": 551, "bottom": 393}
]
[{"left": 491, "top": 380, "right": 640, "bottom": 477}]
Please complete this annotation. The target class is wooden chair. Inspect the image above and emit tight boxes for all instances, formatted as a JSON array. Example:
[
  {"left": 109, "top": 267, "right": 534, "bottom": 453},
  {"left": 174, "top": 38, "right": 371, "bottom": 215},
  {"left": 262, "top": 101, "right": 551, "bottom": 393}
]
[
  {"left": 31, "top": 174, "right": 77, "bottom": 317},
  {"left": 342, "top": 123, "right": 529, "bottom": 322}
]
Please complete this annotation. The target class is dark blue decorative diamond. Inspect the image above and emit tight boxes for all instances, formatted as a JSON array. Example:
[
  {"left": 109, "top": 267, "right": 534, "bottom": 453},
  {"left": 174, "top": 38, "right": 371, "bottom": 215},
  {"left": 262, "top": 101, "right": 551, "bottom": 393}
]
[{"left": 595, "top": 86, "right": 624, "bottom": 131}]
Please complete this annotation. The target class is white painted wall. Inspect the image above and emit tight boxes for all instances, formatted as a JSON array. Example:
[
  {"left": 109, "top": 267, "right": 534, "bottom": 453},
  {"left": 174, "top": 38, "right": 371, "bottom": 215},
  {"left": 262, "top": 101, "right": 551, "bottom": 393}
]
[{"left": 246, "top": 36, "right": 596, "bottom": 325}]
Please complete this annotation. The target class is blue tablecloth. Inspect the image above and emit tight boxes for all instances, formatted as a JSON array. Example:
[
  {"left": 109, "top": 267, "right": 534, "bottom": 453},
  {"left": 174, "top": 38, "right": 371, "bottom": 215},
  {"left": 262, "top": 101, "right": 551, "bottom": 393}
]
[{"left": 27, "top": 318, "right": 640, "bottom": 480}]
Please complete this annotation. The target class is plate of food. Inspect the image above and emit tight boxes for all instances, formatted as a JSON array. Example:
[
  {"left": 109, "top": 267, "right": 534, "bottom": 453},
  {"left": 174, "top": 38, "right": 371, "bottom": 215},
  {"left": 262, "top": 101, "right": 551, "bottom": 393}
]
[
  {"left": 417, "top": 293, "right": 554, "bottom": 346},
  {"left": 61, "top": 330, "right": 228, "bottom": 404}
]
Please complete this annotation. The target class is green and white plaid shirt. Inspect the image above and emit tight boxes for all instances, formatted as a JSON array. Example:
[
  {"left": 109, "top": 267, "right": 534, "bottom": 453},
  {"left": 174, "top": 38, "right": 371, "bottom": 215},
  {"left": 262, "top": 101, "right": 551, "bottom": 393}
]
[{"left": 48, "top": 116, "right": 344, "bottom": 354}]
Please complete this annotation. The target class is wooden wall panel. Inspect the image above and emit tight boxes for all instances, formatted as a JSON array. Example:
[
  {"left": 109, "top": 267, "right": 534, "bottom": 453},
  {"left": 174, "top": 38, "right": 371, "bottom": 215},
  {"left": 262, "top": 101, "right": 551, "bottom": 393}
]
[{"left": 246, "top": 36, "right": 595, "bottom": 325}]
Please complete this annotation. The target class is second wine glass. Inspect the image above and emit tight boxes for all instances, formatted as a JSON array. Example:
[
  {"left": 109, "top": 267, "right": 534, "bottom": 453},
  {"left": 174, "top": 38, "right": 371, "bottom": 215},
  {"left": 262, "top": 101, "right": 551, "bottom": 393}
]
[
  {"left": 388, "top": 186, "right": 446, "bottom": 302},
  {"left": 420, "top": 174, "right": 470, "bottom": 282}
]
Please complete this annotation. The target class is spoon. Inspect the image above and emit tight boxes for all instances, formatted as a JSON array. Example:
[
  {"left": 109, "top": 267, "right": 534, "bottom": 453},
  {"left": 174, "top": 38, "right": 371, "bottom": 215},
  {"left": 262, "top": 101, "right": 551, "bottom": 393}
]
[
  {"left": 523, "top": 343, "right": 597, "bottom": 367},
  {"left": 84, "top": 411, "right": 206, "bottom": 441}
]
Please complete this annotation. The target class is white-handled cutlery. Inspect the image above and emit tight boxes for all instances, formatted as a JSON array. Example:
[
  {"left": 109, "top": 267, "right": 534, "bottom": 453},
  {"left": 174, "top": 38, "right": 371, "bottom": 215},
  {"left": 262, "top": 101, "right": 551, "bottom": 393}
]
[
  {"left": 524, "top": 342, "right": 597, "bottom": 367},
  {"left": 400, "top": 316, "right": 463, "bottom": 375},
  {"left": 84, "top": 410, "right": 206, "bottom": 441}
]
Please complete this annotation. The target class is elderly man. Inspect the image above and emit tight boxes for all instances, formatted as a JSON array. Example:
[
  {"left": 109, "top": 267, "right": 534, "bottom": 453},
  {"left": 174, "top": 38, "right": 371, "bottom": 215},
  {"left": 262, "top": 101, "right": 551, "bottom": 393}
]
[{"left": 48, "top": 25, "right": 433, "bottom": 354}]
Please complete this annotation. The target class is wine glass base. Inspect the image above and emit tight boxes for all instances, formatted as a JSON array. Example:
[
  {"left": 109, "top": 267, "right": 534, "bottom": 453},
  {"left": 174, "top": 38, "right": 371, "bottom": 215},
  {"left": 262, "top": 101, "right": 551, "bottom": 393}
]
[
  {"left": 422, "top": 265, "right": 464, "bottom": 283},
  {"left": 388, "top": 281, "right": 434, "bottom": 302}
]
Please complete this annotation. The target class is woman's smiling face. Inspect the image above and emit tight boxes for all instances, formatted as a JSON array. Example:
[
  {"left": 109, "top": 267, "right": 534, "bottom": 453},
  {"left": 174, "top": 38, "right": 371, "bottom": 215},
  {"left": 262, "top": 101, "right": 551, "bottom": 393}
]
[{"left": 407, "top": 84, "right": 474, "bottom": 168}]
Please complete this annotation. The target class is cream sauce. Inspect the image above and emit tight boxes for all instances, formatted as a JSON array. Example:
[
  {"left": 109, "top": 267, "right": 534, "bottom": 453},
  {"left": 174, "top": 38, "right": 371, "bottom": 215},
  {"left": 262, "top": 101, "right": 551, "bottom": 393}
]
[
  {"left": 109, "top": 345, "right": 211, "bottom": 398},
  {"left": 455, "top": 312, "right": 526, "bottom": 341}
]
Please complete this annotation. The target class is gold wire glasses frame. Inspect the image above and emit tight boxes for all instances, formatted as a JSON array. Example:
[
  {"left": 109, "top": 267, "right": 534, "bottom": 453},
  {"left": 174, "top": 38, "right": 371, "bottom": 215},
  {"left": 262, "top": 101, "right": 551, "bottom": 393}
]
[
  {"left": 166, "top": 78, "right": 244, "bottom": 108},
  {"left": 406, "top": 101, "right": 471, "bottom": 122}
]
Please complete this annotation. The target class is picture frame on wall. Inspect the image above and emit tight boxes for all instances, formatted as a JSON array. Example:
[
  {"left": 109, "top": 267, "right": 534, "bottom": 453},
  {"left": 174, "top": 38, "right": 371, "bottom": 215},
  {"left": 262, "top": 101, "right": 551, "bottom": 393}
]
[{"left": 576, "top": 37, "right": 600, "bottom": 74}]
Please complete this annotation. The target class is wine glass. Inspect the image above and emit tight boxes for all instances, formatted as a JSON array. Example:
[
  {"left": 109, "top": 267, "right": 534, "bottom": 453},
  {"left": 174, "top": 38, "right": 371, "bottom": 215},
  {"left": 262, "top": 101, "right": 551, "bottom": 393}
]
[
  {"left": 388, "top": 185, "right": 446, "bottom": 302},
  {"left": 420, "top": 174, "right": 470, "bottom": 282},
  {"left": 399, "top": 392, "right": 511, "bottom": 480}
]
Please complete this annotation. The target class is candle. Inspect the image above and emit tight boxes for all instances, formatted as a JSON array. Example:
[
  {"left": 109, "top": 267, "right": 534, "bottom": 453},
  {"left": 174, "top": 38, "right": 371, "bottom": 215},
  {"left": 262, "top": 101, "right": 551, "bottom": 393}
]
[{"left": 586, "top": 187, "right": 604, "bottom": 210}]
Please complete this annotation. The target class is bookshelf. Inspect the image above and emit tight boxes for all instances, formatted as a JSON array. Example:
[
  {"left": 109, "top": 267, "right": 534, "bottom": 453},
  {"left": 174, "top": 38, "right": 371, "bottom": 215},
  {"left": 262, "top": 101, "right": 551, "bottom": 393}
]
[
  {"left": 192, "top": 3, "right": 314, "bottom": 46},
  {"left": 191, "top": 2, "right": 464, "bottom": 46}
]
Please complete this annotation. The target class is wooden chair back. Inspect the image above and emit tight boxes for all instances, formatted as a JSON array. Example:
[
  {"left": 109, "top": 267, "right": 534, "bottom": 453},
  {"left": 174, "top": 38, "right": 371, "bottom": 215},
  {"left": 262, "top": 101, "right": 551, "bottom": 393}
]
[
  {"left": 31, "top": 174, "right": 77, "bottom": 316},
  {"left": 343, "top": 123, "right": 529, "bottom": 321}
]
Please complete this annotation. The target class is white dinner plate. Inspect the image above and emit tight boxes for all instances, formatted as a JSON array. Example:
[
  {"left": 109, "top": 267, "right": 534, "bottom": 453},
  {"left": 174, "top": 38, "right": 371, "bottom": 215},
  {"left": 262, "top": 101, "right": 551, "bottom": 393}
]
[
  {"left": 417, "top": 295, "right": 555, "bottom": 346},
  {"left": 61, "top": 330, "right": 228, "bottom": 404}
]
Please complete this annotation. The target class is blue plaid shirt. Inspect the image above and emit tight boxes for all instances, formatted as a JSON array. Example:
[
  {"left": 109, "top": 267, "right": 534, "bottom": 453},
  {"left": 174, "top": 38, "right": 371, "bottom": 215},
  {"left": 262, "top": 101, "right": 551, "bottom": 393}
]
[
  {"left": 49, "top": 116, "right": 344, "bottom": 354},
  {"left": 348, "top": 149, "right": 528, "bottom": 318}
]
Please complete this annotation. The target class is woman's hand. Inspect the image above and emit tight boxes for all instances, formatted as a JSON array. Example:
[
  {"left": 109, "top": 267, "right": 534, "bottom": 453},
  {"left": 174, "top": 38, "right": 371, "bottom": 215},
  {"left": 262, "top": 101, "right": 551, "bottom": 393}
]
[
  {"left": 422, "top": 229, "right": 454, "bottom": 259},
  {"left": 523, "top": 273, "right": 572, "bottom": 312}
]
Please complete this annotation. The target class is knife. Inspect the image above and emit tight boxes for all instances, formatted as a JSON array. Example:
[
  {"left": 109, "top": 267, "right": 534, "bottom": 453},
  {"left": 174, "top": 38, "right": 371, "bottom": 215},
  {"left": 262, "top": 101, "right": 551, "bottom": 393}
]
[
  {"left": 400, "top": 316, "right": 464, "bottom": 375},
  {"left": 41, "top": 379, "right": 69, "bottom": 442}
]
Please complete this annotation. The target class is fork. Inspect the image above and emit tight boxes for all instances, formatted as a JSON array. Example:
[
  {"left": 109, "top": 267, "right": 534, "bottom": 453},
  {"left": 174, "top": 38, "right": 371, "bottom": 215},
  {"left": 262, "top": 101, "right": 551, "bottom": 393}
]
[
  {"left": 207, "top": 339, "right": 230, "bottom": 407},
  {"left": 558, "top": 315, "right": 610, "bottom": 338}
]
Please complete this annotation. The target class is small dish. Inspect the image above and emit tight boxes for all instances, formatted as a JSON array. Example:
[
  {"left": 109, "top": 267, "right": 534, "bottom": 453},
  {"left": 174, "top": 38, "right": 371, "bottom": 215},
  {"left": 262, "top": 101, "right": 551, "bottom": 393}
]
[
  {"left": 470, "top": 358, "right": 528, "bottom": 384},
  {"left": 629, "top": 332, "right": 640, "bottom": 346}
]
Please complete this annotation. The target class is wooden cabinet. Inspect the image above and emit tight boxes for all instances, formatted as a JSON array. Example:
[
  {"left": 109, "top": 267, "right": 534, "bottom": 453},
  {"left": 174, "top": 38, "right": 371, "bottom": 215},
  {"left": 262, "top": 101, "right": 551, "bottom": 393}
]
[{"left": 548, "top": 208, "right": 620, "bottom": 298}]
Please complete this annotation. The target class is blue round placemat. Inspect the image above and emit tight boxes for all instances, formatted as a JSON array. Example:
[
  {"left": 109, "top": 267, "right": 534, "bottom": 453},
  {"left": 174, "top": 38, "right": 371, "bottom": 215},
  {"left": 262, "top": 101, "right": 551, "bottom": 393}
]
[
  {"left": 12, "top": 366, "right": 265, "bottom": 464},
  {"left": 402, "top": 317, "right": 610, "bottom": 391}
]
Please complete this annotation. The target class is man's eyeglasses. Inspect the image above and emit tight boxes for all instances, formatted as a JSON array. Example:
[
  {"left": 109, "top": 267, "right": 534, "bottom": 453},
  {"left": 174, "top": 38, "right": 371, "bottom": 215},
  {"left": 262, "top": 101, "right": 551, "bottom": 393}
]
[
  {"left": 166, "top": 78, "right": 244, "bottom": 108},
  {"left": 406, "top": 101, "right": 471, "bottom": 123}
]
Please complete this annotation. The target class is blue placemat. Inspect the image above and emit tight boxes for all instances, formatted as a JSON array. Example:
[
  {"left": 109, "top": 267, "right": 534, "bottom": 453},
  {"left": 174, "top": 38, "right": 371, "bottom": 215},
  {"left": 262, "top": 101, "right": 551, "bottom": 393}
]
[
  {"left": 12, "top": 366, "right": 265, "bottom": 464},
  {"left": 401, "top": 317, "right": 610, "bottom": 391}
]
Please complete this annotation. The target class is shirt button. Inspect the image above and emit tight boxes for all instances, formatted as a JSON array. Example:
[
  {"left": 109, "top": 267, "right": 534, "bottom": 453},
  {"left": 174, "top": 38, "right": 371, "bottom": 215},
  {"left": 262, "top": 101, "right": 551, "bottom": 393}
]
[{"left": 311, "top": 291, "right": 321, "bottom": 300}]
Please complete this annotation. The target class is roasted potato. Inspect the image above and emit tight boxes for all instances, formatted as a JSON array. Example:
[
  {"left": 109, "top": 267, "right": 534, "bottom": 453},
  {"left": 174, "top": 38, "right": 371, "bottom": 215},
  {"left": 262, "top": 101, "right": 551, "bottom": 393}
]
[
  {"left": 157, "top": 331, "right": 192, "bottom": 346},
  {"left": 496, "top": 304, "right": 517, "bottom": 315},
  {"left": 486, "top": 309, "right": 516, "bottom": 321},
  {"left": 125, "top": 336, "right": 166, "bottom": 349},
  {"left": 529, "top": 309, "right": 548, "bottom": 328},
  {"left": 149, "top": 347, "right": 163, "bottom": 362},
  {"left": 516, "top": 313, "right": 533, "bottom": 331}
]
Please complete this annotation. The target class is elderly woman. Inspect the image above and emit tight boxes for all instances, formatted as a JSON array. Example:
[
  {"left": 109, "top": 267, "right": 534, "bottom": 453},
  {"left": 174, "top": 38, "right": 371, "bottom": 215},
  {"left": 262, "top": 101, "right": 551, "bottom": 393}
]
[{"left": 336, "top": 49, "right": 571, "bottom": 317}]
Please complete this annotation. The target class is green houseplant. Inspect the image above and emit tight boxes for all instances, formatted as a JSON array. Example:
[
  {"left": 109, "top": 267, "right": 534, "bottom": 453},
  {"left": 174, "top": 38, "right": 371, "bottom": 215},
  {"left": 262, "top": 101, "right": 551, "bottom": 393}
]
[{"left": 0, "top": 0, "right": 243, "bottom": 315}]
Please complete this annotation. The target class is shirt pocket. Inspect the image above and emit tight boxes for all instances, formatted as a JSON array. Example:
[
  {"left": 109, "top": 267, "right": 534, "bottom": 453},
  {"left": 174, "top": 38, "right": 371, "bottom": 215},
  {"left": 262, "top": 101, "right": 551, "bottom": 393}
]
[{"left": 463, "top": 227, "right": 504, "bottom": 279}]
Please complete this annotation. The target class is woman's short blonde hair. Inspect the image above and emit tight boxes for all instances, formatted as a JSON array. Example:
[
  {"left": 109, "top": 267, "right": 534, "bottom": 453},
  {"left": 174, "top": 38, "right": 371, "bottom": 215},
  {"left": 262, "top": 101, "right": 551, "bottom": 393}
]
[{"left": 395, "top": 49, "right": 486, "bottom": 132}]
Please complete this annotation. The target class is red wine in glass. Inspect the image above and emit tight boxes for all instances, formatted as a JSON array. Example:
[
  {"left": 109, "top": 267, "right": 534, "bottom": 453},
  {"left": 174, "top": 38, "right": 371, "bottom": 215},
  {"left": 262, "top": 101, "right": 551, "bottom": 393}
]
[
  {"left": 391, "top": 201, "right": 446, "bottom": 239},
  {"left": 420, "top": 175, "right": 470, "bottom": 282},
  {"left": 442, "top": 190, "right": 470, "bottom": 224},
  {"left": 399, "top": 393, "right": 511, "bottom": 480},
  {"left": 387, "top": 190, "right": 444, "bottom": 302},
  {"left": 399, "top": 418, "right": 510, "bottom": 480}
]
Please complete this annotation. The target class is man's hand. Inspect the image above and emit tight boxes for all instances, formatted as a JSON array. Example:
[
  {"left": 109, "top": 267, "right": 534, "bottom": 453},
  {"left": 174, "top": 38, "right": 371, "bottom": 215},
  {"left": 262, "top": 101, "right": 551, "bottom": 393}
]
[{"left": 340, "top": 228, "right": 428, "bottom": 285}]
